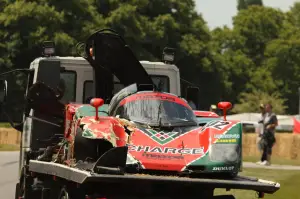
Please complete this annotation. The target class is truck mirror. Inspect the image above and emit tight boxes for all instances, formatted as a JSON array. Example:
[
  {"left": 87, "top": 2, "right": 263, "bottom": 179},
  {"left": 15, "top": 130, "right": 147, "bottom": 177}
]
[
  {"left": 0, "top": 79, "right": 7, "bottom": 104},
  {"left": 186, "top": 86, "right": 200, "bottom": 110}
]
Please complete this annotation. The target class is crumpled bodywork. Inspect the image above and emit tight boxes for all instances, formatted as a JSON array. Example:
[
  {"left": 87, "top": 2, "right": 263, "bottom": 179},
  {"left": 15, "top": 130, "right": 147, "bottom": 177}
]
[
  {"left": 65, "top": 103, "right": 128, "bottom": 147},
  {"left": 79, "top": 116, "right": 128, "bottom": 147}
]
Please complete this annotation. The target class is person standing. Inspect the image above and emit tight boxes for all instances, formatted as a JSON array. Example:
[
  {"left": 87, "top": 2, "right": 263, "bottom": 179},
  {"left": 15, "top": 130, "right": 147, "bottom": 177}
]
[
  {"left": 188, "top": 100, "right": 197, "bottom": 110},
  {"left": 256, "top": 104, "right": 265, "bottom": 163},
  {"left": 210, "top": 104, "right": 217, "bottom": 113},
  {"left": 259, "top": 103, "right": 278, "bottom": 166}
]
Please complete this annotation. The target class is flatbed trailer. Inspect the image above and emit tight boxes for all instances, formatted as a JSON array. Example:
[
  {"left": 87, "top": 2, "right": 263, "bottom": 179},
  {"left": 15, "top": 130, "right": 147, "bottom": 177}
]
[{"left": 27, "top": 159, "right": 280, "bottom": 199}]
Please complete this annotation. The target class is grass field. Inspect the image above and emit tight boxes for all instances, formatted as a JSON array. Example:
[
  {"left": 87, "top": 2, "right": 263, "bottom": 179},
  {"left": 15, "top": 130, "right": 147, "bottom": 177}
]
[
  {"left": 0, "top": 122, "right": 13, "bottom": 128},
  {"left": 215, "top": 168, "right": 300, "bottom": 199},
  {"left": 0, "top": 144, "right": 20, "bottom": 151}
]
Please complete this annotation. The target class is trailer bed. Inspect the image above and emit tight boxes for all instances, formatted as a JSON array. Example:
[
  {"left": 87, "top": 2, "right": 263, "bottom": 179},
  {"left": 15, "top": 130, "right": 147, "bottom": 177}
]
[{"left": 29, "top": 160, "right": 280, "bottom": 195}]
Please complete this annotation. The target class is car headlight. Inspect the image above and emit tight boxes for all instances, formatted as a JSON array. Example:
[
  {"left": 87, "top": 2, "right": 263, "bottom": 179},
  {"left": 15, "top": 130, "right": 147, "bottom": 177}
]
[{"left": 209, "top": 143, "right": 240, "bottom": 163}]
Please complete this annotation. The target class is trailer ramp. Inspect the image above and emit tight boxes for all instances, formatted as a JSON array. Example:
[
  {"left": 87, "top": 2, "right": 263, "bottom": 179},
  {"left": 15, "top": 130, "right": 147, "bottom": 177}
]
[{"left": 29, "top": 160, "right": 280, "bottom": 197}]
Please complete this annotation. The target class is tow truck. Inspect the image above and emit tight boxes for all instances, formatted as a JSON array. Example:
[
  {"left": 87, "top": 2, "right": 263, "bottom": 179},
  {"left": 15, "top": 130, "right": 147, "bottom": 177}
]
[{"left": 0, "top": 29, "right": 280, "bottom": 199}]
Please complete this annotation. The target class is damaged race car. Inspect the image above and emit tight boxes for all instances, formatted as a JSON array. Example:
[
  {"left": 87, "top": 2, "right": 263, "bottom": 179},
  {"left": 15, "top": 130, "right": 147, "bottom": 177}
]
[{"left": 63, "top": 84, "right": 243, "bottom": 178}]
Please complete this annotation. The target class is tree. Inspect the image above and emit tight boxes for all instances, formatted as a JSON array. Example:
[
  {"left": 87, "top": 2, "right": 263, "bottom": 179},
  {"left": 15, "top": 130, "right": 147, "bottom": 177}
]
[
  {"left": 0, "top": 0, "right": 104, "bottom": 121},
  {"left": 237, "top": 0, "right": 263, "bottom": 11},
  {"left": 209, "top": 27, "right": 255, "bottom": 104},
  {"left": 233, "top": 6, "right": 285, "bottom": 66},
  {"left": 237, "top": 0, "right": 247, "bottom": 10},
  {"left": 0, "top": 0, "right": 216, "bottom": 113},
  {"left": 263, "top": 39, "right": 300, "bottom": 114},
  {"left": 232, "top": 90, "right": 287, "bottom": 114},
  {"left": 246, "top": 0, "right": 263, "bottom": 6}
]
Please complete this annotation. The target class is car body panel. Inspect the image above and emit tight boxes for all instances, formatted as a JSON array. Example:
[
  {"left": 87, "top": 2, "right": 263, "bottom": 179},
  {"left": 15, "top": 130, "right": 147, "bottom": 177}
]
[{"left": 194, "top": 110, "right": 219, "bottom": 118}]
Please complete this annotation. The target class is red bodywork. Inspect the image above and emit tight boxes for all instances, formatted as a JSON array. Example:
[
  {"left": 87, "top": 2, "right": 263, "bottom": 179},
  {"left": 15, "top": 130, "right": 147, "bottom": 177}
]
[{"left": 193, "top": 110, "right": 219, "bottom": 118}]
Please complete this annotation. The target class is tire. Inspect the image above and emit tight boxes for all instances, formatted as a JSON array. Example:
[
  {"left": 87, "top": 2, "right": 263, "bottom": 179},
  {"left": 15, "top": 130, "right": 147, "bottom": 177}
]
[
  {"left": 58, "top": 187, "right": 85, "bottom": 199},
  {"left": 15, "top": 183, "right": 20, "bottom": 199}
]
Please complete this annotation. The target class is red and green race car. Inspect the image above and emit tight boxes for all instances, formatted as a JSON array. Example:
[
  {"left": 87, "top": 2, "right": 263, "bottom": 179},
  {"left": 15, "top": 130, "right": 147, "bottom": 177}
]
[{"left": 62, "top": 84, "right": 243, "bottom": 178}]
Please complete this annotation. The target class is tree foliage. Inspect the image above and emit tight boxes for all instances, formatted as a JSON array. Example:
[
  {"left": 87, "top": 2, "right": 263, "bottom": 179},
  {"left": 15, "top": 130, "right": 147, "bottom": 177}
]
[
  {"left": 232, "top": 90, "right": 287, "bottom": 114},
  {"left": 1, "top": 0, "right": 300, "bottom": 118},
  {"left": 237, "top": 0, "right": 263, "bottom": 11}
]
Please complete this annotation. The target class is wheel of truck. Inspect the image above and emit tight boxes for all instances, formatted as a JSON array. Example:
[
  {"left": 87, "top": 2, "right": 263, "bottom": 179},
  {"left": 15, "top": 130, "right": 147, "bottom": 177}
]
[
  {"left": 58, "top": 188, "right": 70, "bottom": 199},
  {"left": 58, "top": 187, "right": 85, "bottom": 199},
  {"left": 15, "top": 183, "right": 20, "bottom": 199}
]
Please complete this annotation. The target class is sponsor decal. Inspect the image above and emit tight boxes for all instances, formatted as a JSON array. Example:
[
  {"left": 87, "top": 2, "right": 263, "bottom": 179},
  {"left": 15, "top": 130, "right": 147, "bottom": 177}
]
[
  {"left": 200, "top": 121, "right": 232, "bottom": 132},
  {"left": 212, "top": 166, "right": 235, "bottom": 171},
  {"left": 128, "top": 145, "right": 205, "bottom": 155},
  {"left": 216, "top": 139, "right": 237, "bottom": 143},
  {"left": 142, "top": 153, "right": 184, "bottom": 160},
  {"left": 214, "top": 134, "right": 240, "bottom": 139},
  {"left": 143, "top": 129, "right": 181, "bottom": 145},
  {"left": 214, "top": 134, "right": 240, "bottom": 143}
]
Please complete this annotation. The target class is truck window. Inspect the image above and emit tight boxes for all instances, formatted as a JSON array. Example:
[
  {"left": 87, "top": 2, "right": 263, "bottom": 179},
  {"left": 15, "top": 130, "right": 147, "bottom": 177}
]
[
  {"left": 60, "top": 71, "right": 76, "bottom": 103},
  {"left": 83, "top": 80, "right": 125, "bottom": 103},
  {"left": 83, "top": 80, "right": 94, "bottom": 103},
  {"left": 82, "top": 75, "right": 170, "bottom": 103},
  {"left": 151, "top": 75, "right": 169, "bottom": 92}
]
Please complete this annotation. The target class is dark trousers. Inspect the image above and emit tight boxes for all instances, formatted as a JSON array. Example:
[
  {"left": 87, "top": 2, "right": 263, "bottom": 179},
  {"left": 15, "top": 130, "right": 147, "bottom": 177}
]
[
  {"left": 260, "top": 131, "right": 275, "bottom": 162},
  {"left": 261, "top": 144, "right": 271, "bottom": 162}
]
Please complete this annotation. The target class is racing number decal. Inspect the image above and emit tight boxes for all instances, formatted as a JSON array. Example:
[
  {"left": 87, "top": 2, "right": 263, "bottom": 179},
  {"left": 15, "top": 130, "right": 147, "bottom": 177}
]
[
  {"left": 213, "top": 121, "right": 231, "bottom": 130},
  {"left": 200, "top": 121, "right": 231, "bottom": 132}
]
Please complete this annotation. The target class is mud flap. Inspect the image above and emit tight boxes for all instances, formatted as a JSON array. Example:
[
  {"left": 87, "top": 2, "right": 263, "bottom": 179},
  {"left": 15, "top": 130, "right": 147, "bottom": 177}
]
[
  {"left": 15, "top": 183, "right": 20, "bottom": 199},
  {"left": 92, "top": 146, "right": 128, "bottom": 175}
]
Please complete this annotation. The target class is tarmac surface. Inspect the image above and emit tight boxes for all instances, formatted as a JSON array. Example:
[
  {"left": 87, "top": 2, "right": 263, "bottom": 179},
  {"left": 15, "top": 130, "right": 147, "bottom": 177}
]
[
  {"left": 1, "top": 151, "right": 300, "bottom": 198},
  {"left": 0, "top": 152, "right": 19, "bottom": 199}
]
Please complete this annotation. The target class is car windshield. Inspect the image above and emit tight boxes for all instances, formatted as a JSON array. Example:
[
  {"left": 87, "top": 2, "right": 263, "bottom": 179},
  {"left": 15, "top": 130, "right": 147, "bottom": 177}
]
[{"left": 116, "top": 94, "right": 198, "bottom": 127}]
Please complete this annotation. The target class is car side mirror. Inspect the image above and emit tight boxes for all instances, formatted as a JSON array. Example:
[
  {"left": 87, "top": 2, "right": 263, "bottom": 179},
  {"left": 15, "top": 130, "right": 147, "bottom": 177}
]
[
  {"left": 217, "top": 101, "right": 232, "bottom": 121},
  {"left": 0, "top": 79, "right": 7, "bottom": 104}
]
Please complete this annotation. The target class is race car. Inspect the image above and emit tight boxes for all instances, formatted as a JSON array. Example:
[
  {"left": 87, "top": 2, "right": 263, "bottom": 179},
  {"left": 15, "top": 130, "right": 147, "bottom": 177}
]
[{"left": 61, "top": 84, "right": 243, "bottom": 178}]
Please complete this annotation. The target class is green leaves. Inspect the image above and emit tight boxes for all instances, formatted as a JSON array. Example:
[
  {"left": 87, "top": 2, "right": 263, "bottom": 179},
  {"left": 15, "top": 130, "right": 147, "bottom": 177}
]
[
  {"left": 232, "top": 90, "right": 287, "bottom": 114},
  {"left": 1, "top": 0, "right": 300, "bottom": 115}
]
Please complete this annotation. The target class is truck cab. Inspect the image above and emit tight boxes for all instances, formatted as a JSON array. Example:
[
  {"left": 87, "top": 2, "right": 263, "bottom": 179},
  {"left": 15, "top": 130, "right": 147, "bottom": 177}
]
[{"left": 29, "top": 57, "right": 181, "bottom": 104}]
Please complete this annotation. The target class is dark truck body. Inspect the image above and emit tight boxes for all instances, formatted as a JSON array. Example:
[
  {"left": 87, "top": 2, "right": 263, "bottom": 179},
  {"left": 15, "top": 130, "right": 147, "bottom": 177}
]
[{"left": 28, "top": 158, "right": 280, "bottom": 199}]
